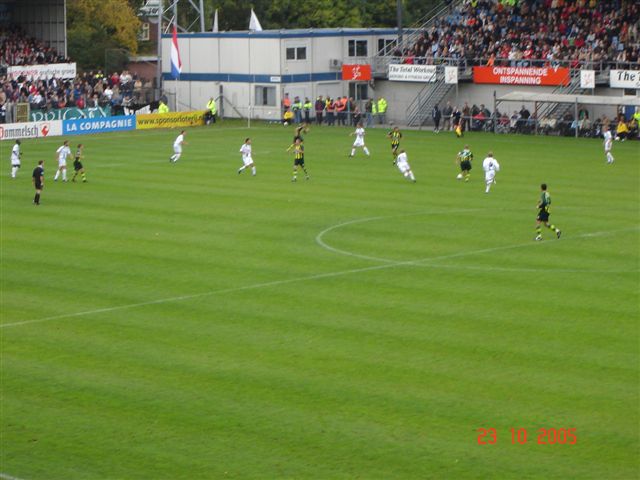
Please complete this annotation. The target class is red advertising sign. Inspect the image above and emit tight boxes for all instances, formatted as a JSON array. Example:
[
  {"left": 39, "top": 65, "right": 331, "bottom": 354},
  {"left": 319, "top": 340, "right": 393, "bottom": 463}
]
[
  {"left": 342, "top": 64, "right": 372, "bottom": 81},
  {"left": 473, "top": 66, "right": 570, "bottom": 86}
]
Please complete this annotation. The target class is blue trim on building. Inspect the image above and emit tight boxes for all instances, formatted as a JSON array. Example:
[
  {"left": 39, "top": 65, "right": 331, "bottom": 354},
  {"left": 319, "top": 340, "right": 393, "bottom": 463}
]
[
  {"left": 162, "top": 28, "right": 401, "bottom": 39},
  {"left": 162, "top": 72, "right": 342, "bottom": 83}
]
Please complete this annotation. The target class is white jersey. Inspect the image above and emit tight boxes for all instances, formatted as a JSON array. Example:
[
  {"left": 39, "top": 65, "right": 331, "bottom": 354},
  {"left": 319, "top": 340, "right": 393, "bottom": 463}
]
[
  {"left": 353, "top": 127, "right": 366, "bottom": 147},
  {"left": 482, "top": 157, "right": 500, "bottom": 173},
  {"left": 11, "top": 144, "right": 20, "bottom": 165},
  {"left": 395, "top": 151, "right": 410, "bottom": 173},
  {"left": 57, "top": 145, "right": 71, "bottom": 165},
  {"left": 603, "top": 130, "right": 612, "bottom": 150},
  {"left": 240, "top": 143, "right": 253, "bottom": 165},
  {"left": 174, "top": 134, "right": 184, "bottom": 148}
]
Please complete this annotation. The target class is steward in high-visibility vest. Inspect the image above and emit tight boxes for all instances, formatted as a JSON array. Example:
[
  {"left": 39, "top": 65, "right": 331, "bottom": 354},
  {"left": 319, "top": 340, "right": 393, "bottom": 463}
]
[
  {"left": 377, "top": 97, "right": 387, "bottom": 124},
  {"left": 206, "top": 97, "right": 217, "bottom": 124},
  {"left": 303, "top": 98, "right": 312, "bottom": 123},
  {"left": 158, "top": 100, "right": 170, "bottom": 113}
]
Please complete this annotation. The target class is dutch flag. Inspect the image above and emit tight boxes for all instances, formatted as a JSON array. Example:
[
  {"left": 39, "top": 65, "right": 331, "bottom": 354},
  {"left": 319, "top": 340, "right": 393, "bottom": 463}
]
[{"left": 171, "top": 24, "right": 182, "bottom": 79}]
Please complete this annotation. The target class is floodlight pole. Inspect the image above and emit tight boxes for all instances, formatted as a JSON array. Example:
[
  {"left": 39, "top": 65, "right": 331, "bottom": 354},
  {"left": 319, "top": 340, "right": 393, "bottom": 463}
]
[
  {"left": 156, "top": 0, "right": 163, "bottom": 101},
  {"left": 396, "top": 0, "right": 403, "bottom": 48}
]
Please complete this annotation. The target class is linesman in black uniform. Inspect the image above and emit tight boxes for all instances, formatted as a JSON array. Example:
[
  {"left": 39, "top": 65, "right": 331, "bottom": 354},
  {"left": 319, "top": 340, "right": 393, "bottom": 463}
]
[{"left": 32, "top": 160, "right": 44, "bottom": 205}]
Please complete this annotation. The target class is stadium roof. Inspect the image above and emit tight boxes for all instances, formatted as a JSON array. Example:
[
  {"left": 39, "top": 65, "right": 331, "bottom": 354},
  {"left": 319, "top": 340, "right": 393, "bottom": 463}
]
[{"left": 497, "top": 91, "right": 640, "bottom": 106}]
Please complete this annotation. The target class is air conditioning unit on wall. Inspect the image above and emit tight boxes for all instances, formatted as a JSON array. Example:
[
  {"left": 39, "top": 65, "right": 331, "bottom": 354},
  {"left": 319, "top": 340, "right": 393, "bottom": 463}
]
[{"left": 329, "top": 59, "right": 342, "bottom": 69}]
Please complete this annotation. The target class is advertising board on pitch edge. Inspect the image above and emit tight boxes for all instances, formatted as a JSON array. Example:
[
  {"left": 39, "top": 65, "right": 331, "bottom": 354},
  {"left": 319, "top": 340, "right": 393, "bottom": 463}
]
[
  {"left": 62, "top": 116, "right": 136, "bottom": 135},
  {"left": 0, "top": 120, "right": 62, "bottom": 141}
]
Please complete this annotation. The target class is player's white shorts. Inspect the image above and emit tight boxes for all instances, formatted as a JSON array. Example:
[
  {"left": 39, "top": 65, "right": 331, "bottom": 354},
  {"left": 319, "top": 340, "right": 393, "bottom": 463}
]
[
  {"left": 604, "top": 141, "right": 612, "bottom": 152},
  {"left": 58, "top": 160, "right": 67, "bottom": 167},
  {"left": 353, "top": 138, "right": 365, "bottom": 147},
  {"left": 173, "top": 145, "right": 182, "bottom": 154},
  {"left": 396, "top": 160, "right": 410, "bottom": 174},
  {"left": 485, "top": 171, "right": 496, "bottom": 182},
  {"left": 242, "top": 155, "right": 253, "bottom": 166},
  {"left": 12, "top": 161, "right": 20, "bottom": 167}
]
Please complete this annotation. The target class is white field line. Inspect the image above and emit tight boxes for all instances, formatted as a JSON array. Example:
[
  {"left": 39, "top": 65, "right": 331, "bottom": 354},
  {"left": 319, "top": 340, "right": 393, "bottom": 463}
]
[
  {"left": 3, "top": 224, "right": 637, "bottom": 329},
  {"left": 0, "top": 473, "right": 27, "bottom": 480}
]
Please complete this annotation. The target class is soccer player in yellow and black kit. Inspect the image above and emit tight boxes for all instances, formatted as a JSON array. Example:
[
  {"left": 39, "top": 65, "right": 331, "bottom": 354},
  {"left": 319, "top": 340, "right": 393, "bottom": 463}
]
[
  {"left": 71, "top": 144, "right": 87, "bottom": 183},
  {"left": 289, "top": 137, "right": 309, "bottom": 182},
  {"left": 387, "top": 126, "right": 402, "bottom": 158},
  {"left": 456, "top": 145, "right": 473, "bottom": 182},
  {"left": 535, "top": 183, "right": 561, "bottom": 241}
]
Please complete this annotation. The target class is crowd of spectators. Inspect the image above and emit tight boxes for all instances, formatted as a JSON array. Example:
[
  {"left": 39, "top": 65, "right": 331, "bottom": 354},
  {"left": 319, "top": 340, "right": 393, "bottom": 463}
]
[
  {"left": 392, "top": 0, "right": 639, "bottom": 68},
  {"left": 1, "top": 26, "right": 69, "bottom": 68}
]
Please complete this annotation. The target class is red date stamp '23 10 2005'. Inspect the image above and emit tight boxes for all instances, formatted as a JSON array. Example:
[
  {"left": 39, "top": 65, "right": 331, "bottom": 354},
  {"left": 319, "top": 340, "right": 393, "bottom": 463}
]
[{"left": 477, "top": 428, "right": 577, "bottom": 445}]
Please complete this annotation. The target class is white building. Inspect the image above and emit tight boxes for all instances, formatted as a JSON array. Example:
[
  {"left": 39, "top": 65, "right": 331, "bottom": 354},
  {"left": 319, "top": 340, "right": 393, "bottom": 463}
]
[{"left": 161, "top": 28, "right": 398, "bottom": 120}]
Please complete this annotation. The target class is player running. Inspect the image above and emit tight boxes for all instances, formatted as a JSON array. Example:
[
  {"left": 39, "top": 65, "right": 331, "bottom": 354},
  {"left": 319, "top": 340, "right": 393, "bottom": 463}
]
[
  {"left": 170, "top": 130, "right": 187, "bottom": 163},
  {"left": 10, "top": 139, "right": 21, "bottom": 178},
  {"left": 394, "top": 149, "right": 416, "bottom": 183},
  {"left": 482, "top": 152, "right": 500, "bottom": 194},
  {"left": 603, "top": 124, "right": 614, "bottom": 164},
  {"left": 71, "top": 144, "right": 87, "bottom": 183},
  {"left": 387, "top": 126, "right": 402, "bottom": 158},
  {"left": 54, "top": 140, "right": 71, "bottom": 182},
  {"left": 535, "top": 183, "right": 561, "bottom": 240},
  {"left": 456, "top": 144, "right": 473, "bottom": 182},
  {"left": 238, "top": 137, "right": 256, "bottom": 176},
  {"left": 290, "top": 137, "right": 309, "bottom": 182},
  {"left": 349, "top": 123, "right": 370, "bottom": 157}
]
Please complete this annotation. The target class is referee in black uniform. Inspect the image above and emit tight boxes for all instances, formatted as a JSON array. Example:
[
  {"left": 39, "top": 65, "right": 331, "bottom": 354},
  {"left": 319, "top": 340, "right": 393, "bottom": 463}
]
[{"left": 32, "top": 160, "right": 44, "bottom": 205}]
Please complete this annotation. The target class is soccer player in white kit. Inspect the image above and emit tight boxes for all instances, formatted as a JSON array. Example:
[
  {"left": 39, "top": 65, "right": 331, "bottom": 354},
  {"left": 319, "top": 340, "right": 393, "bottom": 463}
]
[
  {"left": 603, "top": 125, "right": 614, "bottom": 164},
  {"left": 394, "top": 149, "right": 416, "bottom": 182},
  {"left": 349, "top": 123, "right": 370, "bottom": 157},
  {"left": 238, "top": 137, "right": 256, "bottom": 176},
  {"left": 54, "top": 140, "right": 71, "bottom": 182},
  {"left": 170, "top": 130, "right": 187, "bottom": 163},
  {"left": 482, "top": 152, "right": 500, "bottom": 193},
  {"left": 10, "top": 139, "right": 21, "bottom": 178}
]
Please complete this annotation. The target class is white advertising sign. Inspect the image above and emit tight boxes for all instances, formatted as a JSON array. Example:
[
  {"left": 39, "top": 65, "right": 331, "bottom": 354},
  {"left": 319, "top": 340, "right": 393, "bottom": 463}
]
[
  {"left": 7, "top": 62, "right": 77, "bottom": 81},
  {"left": 0, "top": 120, "right": 63, "bottom": 141},
  {"left": 610, "top": 70, "right": 640, "bottom": 89},
  {"left": 388, "top": 64, "right": 437, "bottom": 82},
  {"left": 580, "top": 70, "right": 595, "bottom": 89},
  {"left": 444, "top": 66, "right": 458, "bottom": 84}
]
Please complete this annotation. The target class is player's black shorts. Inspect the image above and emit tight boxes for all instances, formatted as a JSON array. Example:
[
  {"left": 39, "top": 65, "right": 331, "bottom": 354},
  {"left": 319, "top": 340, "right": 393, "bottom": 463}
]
[
  {"left": 34, "top": 181, "right": 42, "bottom": 190},
  {"left": 74, "top": 161, "right": 83, "bottom": 171},
  {"left": 460, "top": 160, "right": 472, "bottom": 171},
  {"left": 537, "top": 210, "right": 550, "bottom": 222},
  {"left": 12, "top": 164, "right": 20, "bottom": 169},
  {"left": 391, "top": 142, "right": 399, "bottom": 149},
  {"left": 294, "top": 157, "right": 305, "bottom": 166}
]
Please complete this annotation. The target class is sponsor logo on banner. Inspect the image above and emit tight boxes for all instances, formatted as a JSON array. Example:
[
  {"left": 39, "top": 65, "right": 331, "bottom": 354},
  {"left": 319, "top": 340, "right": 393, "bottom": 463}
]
[
  {"left": 136, "top": 111, "right": 205, "bottom": 130},
  {"left": 580, "top": 70, "right": 595, "bottom": 89},
  {"left": 30, "top": 106, "right": 112, "bottom": 122},
  {"left": 473, "top": 66, "right": 570, "bottom": 86},
  {"left": 8, "top": 62, "right": 77, "bottom": 81},
  {"left": 388, "top": 64, "right": 437, "bottom": 82},
  {"left": 341, "top": 64, "right": 372, "bottom": 81},
  {"left": 444, "top": 66, "right": 458, "bottom": 84},
  {"left": 610, "top": 70, "right": 640, "bottom": 89},
  {"left": 0, "top": 121, "right": 62, "bottom": 141},
  {"left": 63, "top": 116, "right": 136, "bottom": 135}
]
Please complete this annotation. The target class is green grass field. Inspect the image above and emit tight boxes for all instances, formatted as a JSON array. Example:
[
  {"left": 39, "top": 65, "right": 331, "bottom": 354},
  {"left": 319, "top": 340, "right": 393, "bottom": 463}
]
[{"left": 1, "top": 122, "right": 639, "bottom": 479}]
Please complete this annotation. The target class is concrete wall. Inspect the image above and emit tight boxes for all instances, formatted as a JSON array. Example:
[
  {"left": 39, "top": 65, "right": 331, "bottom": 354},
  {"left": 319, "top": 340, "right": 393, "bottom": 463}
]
[{"left": 12, "top": 0, "right": 66, "bottom": 57}]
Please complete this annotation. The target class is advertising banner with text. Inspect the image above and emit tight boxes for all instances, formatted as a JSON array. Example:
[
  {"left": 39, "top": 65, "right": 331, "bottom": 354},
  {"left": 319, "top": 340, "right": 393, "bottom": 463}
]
[
  {"left": 136, "top": 111, "right": 205, "bottom": 130},
  {"left": 610, "top": 70, "right": 640, "bottom": 89},
  {"left": 341, "top": 64, "right": 372, "bottom": 81},
  {"left": 473, "top": 66, "right": 570, "bottom": 86},
  {"left": 388, "top": 64, "right": 437, "bottom": 82},
  {"left": 30, "top": 106, "right": 112, "bottom": 122},
  {"left": 0, "top": 120, "right": 62, "bottom": 141},
  {"left": 8, "top": 62, "right": 77, "bottom": 81},
  {"left": 63, "top": 116, "right": 136, "bottom": 136}
]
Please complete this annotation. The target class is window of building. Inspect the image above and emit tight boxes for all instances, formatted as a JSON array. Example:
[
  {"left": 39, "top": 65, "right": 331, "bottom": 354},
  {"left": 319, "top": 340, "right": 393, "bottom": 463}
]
[
  {"left": 138, "top": 22, "right": 150, "bottom": 41},
  {"left": 348, "top": 39, "right": 368, "bottom": 57},
  {"left": 286, "top": 46, "right": 307, "bottom": 61},
  {"left": 348, "top": 82, "right": 369, "bottom": 100},
  {"left": 255, "top": 86, "right": 276, "bottom": 106},
  {"left": 377, "top": 39, "right": 394, "bottom": 55}
]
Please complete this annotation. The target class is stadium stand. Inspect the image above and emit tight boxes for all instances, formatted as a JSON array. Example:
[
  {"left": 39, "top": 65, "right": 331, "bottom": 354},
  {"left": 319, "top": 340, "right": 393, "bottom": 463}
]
[{"left": 387, "top": 0, "right": 639, "bottom": 69}]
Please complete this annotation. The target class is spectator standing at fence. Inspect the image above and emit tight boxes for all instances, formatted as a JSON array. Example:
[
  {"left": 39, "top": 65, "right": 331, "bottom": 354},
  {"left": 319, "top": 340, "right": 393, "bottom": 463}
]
[
  {"left": 377, "top": 97, "right": 387, "bottom": 124},
  {"left": 282, "top": 93, "right": 291, "bottom": 117},
  {"left": 442, "top": 102, "right": 453, "bottom": 131},
  {"left": 158, "top": 100, "right": 169, "bottom": 114},
  {"left": 336, "top": 97, "right": 346, "bottom": 126},
  {"left": 462, "top": 102, "right": 471, "bottom": 132},
  {"left": 432, "top": 104, "right": 441, "bottom": 133},
  {"left": 315, "top": 96, "right": 325, "bottom": 125},
  {"left": 206, "top": 97, "right": 217, "bottom": 124},
  {"left": 292, "top": 96, "right": 302, "bottom": 124},
  {"left": 326, "top": 98, "right": 335, "bottom": 126},
  {"left": 365, "top": 99, "right": 373, "bottom": 127},
  {"left": 303, "top": 98, "right": 312, "bottom": 124}
]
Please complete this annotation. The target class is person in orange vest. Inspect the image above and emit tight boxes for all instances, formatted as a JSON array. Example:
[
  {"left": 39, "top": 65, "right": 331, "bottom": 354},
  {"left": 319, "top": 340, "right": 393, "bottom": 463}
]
[
  {"left": 326, "top": 97, "right": 335, "bottom": 126},
  {"left": 336, "top": 96, "right": 347, "bottom": 126},
  {"left": 282, "top": 93, "right": 291, "bottom": 118}
]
